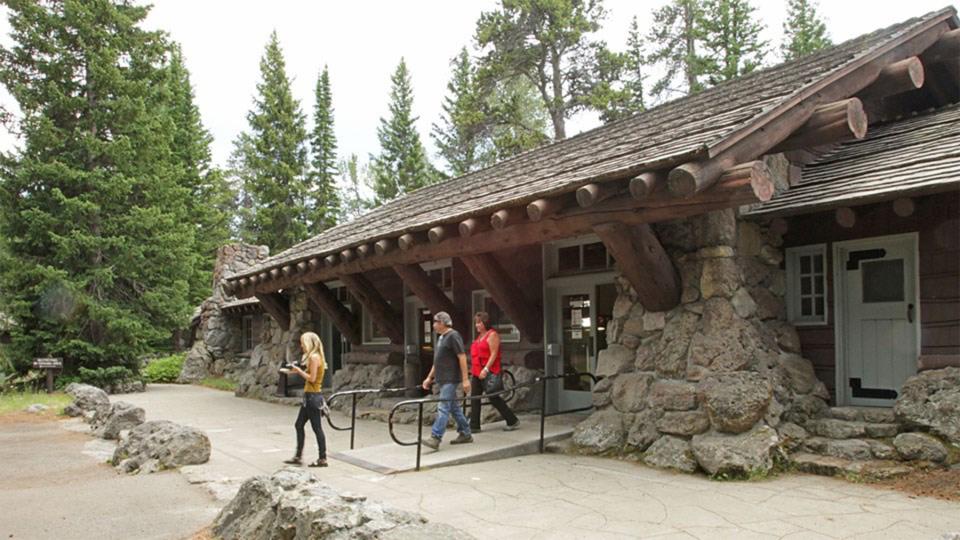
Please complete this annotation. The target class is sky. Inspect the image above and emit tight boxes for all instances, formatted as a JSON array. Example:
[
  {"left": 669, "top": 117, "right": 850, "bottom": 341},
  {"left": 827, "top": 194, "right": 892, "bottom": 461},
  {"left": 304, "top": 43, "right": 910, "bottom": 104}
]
[{"left": 0, "top": 1, "right": 955, "bottom": 171}]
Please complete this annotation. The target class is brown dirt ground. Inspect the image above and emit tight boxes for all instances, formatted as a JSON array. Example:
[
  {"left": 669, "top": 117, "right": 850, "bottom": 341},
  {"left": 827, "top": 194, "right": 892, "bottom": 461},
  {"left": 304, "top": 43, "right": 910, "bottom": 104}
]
[
  {"left": 0, "top": 410, "right": 62, "bottom": 425},
  {"left": 874, "top": 468, "right": 960, "bottom": 502}
]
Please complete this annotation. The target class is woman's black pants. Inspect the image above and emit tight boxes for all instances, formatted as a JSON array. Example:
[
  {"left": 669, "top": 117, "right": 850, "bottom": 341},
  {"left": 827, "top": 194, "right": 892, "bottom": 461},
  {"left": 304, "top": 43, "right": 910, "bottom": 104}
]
[
  {"left": 470, "top": 374, "right": 518, "bottom": 431},
  {"left": 294, "top": 392, "right": 326, "bottom": 459}
]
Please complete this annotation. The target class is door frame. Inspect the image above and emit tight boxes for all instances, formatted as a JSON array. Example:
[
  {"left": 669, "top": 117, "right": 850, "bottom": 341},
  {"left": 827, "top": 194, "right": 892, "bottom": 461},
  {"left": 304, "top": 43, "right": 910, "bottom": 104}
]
[{"left": 832, "top": 232, "right": 920, "bottom": 406}]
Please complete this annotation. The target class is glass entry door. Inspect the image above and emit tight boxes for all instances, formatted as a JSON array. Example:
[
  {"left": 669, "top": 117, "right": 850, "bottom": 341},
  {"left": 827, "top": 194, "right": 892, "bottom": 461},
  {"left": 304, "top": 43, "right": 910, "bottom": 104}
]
[{"left": 561, "top": 293, "right": 594, "bottom": 396}]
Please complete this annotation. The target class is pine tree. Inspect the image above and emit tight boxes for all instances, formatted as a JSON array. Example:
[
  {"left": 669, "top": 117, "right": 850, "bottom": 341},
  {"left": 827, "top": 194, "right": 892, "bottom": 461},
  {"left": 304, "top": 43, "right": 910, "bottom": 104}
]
[
  {"left": 370, "top": 58, "right": 437, "bottom": 204},
  {"left": 232, "top": 31, "right": 311, "bottom": 251},
  {"left": 165, "top": 46, "right": 233, "bottom": 304},
  {"left": 475, "top": 0, "right": 622, "bottom": 141},
  {"left": 432, "top": 48, "right": 493, "bottom": 177},
  {"left": 781, "top": 0, "right": 831, "bottom": 61},
  {"left": 485, "top": 77, "right": 551, "bottom": 160},
  {"left": 599, "top": 16, "right": 648, "bottom": 122},
  {"left": 647, "top": 0, "right": 705, "bottom": 99},
  {"left": 0, "top": 0, "right": 200, "bottom": 370},
  {"left": 309, "top": 66, "right": 340, "bottom": 231},
  {"left": 698, "top": 0, "right": 767, "bottom": 85},
  {"left": 338, "top": 154, "right": 374, "bottom": 222}
]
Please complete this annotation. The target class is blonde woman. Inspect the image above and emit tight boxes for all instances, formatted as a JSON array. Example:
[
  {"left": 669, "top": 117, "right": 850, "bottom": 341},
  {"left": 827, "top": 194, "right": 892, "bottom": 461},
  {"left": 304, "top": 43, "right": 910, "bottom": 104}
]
[{"left": 283, "top": 332, "right": 328, "bottom": 467}]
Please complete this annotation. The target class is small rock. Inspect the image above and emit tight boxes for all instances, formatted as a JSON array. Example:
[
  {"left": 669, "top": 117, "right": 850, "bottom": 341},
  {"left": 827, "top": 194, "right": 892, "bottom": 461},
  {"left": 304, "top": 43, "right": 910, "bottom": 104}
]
[
  {"left": 699, "top": 372, "right": 772, "bottom": 434},
  {"left": 642, "top": 311, "right": 666, "bottom": 331},
  {"left": 657, "top": 410, "right": 710, "bottom": 436},
  {"left": 893, "top": 432, "right": 948, "bottom": 463},
  {"left": 572, "top": 410, "right": 625, "bottom": 453},
  {"left": 25, "top": 404, "right": 50, "bottom": 414},
  {"left": 644, "top": 435, "right": 698, "bottom": 473},
  {"left": 731, "top": 288, "right": 757, "bottom": 319},
  {"left": 697, "top": 246, "right": 735, "bottom": 259},
  {"left": 692, "top": 426, "right": 780, "bottom": 477}
]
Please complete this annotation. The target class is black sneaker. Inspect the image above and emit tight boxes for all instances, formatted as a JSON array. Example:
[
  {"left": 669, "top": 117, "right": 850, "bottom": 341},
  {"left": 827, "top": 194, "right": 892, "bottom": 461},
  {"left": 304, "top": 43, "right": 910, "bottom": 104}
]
[
  {"left": 450, "top": 433, "right": 474, "bottom": 445},
  {"left": 422, "top": 436, "right": 440, "bottom": 450}
]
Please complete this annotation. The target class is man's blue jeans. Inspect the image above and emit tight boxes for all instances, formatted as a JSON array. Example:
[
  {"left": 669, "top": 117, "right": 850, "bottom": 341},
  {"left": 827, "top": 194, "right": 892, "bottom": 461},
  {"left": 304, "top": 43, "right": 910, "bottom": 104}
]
[{"left": 431, "top": 382, "right": 471, "bottom": 439}]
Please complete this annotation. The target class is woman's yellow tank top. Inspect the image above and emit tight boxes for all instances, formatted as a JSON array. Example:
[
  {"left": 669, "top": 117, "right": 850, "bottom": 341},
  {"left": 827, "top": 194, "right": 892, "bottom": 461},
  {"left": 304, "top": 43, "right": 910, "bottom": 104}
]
[{"left": 303, "top": 350, "right": 325, "bottom": 394}]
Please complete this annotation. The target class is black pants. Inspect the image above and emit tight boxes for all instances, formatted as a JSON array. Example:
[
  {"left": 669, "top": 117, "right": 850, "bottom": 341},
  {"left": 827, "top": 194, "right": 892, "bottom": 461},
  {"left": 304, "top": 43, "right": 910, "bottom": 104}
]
[
  {"left": 294, "top": 392, "right": 326, "bottom": 459},
  {"left": 470, "top": 374, "right": 518, "bottom": 431}
]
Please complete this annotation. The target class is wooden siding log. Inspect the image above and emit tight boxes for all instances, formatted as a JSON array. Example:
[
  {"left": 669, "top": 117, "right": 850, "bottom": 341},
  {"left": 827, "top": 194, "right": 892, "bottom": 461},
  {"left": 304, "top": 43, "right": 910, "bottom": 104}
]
[
  {"left": 460, "top": 254, "right": 543, "bottom": 343},
  {"left": 392, "top": 263, "right": 457, "bottom": 318},
  {"left": 303, "top": 282, "right": 362, "bottom": 345},
  {"left": 375, "top": 238, "right": 396, "bottom": 256},
  {"left": 666, "top": 24, "right": 950, "bottom": 198},
  {"left": 629, "top": 171, "right": 665, "bottom": 200},
  {"left": 771, "top": 98, "right": 868, "bottom": 152},
  {"left": 576, "top": 182, "right": 620, "bottom": 208},
  {"left": 255, "top": 292, "right": 291, "bottom": 330},
  {"left": 490, "top": 207, "right": 525, "bottom": 230},
  {"left": 339, "top": 273, "right": 404, "bottom": 344},
  {"left": 593, "top": 222, "right": 680, "bottom": 312},
  {"left": 459, "top": 217, "right": 490, "bottom": 238}
]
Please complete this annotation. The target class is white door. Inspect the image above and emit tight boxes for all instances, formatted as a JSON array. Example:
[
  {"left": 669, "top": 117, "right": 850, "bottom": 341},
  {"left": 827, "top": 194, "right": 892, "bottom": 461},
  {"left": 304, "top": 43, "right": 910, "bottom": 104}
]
[{"left": 837, "top": 234, "right": 919, "bottom": 406}]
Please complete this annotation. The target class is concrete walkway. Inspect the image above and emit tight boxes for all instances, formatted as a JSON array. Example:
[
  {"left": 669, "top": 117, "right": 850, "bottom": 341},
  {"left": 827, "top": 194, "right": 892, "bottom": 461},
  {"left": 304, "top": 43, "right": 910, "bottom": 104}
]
[{"left": 106, "top": 384, "right": 960, "bottom": 539}]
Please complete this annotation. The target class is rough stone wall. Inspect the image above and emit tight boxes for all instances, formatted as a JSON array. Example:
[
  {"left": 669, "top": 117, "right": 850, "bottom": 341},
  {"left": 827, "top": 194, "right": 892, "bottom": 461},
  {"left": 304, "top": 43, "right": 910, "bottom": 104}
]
[
  {"left": 572, "top": 209, "right": 830, "bottom": 477},
  {"left": 179, "top": 244, "right": 270, "bottom": 383}
]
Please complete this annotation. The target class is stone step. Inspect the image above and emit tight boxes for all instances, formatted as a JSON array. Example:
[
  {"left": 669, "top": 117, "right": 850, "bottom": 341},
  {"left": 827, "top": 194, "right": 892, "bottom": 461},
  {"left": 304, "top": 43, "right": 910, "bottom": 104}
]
[
  {"left": 802, "top": 436, "right": 898, "bottom": 460},
  {"left": 807, "top": 418, "right": 900, "bottom": 439},
  {"left": 828, "top": 406, "right": 896, "bottom": 424},
  {"left": 790, "top": 452, "right": 913, "bottom": 480}
]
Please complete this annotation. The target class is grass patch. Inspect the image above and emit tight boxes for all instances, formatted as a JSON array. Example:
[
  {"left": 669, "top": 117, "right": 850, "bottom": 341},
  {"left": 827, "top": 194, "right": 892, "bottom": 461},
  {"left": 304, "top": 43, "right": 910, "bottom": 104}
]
[
  {"left": 143, "top": 353, "right": 186, "bottom": 383},
  {"left": 197, "top": 377, "right": 237, "bottom": 392},
  {"left": 0, "top": 391, "right": 72, "bottom": 416}
]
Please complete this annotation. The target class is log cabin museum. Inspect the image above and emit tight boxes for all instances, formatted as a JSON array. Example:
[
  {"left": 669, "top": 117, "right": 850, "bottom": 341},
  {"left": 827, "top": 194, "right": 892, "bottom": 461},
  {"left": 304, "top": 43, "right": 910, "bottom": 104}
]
[{"left": 187, "top": 8, "right": 960, "bottom": 476}]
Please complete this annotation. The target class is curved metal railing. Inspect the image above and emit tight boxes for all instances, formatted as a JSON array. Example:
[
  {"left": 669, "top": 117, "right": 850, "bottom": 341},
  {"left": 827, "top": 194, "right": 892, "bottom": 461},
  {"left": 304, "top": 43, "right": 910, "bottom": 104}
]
[{"left": 324, "top": 384, "right": 420, "bottom": 449}]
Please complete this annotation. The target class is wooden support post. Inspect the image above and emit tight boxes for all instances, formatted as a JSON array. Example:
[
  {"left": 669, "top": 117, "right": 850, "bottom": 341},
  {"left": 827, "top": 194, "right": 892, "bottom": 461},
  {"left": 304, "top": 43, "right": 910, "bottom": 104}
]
[
  {"left": 490, "top": 207, "right": 524, "bottom": 230},
  {"left": 303, "top": 282, "right": 361, "bottom": 345},
  {"left": 772, "top": 98, "right": 868, "bottom": 152},
  {"left": 893, "top": 197, "right": 915, "bottom": 217},
  {"left": 375, "top": 238, "right": 396, "bottom": 256},
  {"left": 629, "top": 171, "right": 665, "bottom": 200},
  {"left": 255, "top": 292, "right": 291, "bottom": 330},
  {"left": 835, "top": 207, "right": 857, "bottom": 228},
  {"left": 858, "top": 56, "right": 925, "bottom": 103},
  {"left": 593, "top": 222, "right": 680, "bottom": 312},
  {"left": 339, "top": 273, "right": 404, "bottom": 344},
  {"left": 393, "top": 264, "right": 457, "bottom": 318},
  {"left": 428, "top": 224, "right": 457, "bottom": 244},
  {"left": 459, "top": 217, "right": 490, "bottom": 238},
  {"left": 575, "top": 182, "right": 620, "bottom": 208},
  {"left": 460, "top": 254, "right": 542, "bottom": 343}
]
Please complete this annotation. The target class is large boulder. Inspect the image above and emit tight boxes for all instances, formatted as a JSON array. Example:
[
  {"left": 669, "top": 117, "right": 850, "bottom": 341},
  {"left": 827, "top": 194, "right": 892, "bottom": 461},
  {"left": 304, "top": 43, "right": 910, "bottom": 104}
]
[
  {"left": 691, "top": 426, "right": 780, "bottom": 477},
  {"left": 699, "top": 372, "right": 772, "bottom": 434},
  {"left": 92, "top": 401, "right": 145, "bottom": 440},
  {"left": 596, "top": 344, "right": 635, "bottom": 377},
  {"left": 893, "top": 432, "right": 948, "bottom": 463},
  {"left": 212, "top": 468, "right": 472, "bottom": 540},
  {"left": 894, "top": 367, "right": 960, "bottom": 444},
  {"left": 63, "top": 383, "right": 110, "bottom": 421},
  {"left": 610, "top": 372, "right": 655, "bottom": 412},
  {"left": 179, "top": 340, "right": 213, "bottom": 383},
  {"left": 572, "top": 410, "right": 625, "bottom": 453},
  {"left": 777, "top": 353, "right": 818, "bottom": 395},
  {"left": 648, "top": 381, "right": 697, "bottom": 411},
  {"left": 112, "top": 420, "right": 211, "bottom": 474},
  {"left": 643, "top": 435, "right": 698, "bottom": 473}
]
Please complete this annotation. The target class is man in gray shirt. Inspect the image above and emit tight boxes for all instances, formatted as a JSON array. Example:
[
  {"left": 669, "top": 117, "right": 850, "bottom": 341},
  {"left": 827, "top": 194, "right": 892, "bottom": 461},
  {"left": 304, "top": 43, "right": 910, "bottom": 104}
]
[{"left": 421, "top": 311, "right": 473, "bottom": 449}]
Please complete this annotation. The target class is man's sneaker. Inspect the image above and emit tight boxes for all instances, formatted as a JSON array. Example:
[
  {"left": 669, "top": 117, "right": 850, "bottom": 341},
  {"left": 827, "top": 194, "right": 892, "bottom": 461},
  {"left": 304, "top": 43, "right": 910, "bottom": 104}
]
[
  {"left": 503, "top": 421, "right": 520, "bottom": 432},
  {"left": 450, "top": 432, "right": 474, "bottom": 445},
  {"left": 422, "top": 436, "right": 440, "bottom": 450}
]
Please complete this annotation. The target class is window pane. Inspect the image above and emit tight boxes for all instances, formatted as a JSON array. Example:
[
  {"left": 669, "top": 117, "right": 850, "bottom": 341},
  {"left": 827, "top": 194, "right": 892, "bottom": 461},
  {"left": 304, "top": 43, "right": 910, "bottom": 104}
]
[
  {"left": 800, "top": 255, "right": 811, "bottom": 274},
  {"left": 801, "top": 276, "right": 811, "bottom": 295},
  {"left": 814, "top": 275, "right": 824, "bottom": 294},
  {"left": 558, "top": 246, "right": 579, "bottom": 273},
  {"left": 814, "top": 297, "right": 824, "bottom": 316},
  {"left": 813, "top": 254, "right": 823, "bottom": 271},
  {"left": 862, "top": 259, "right": 904, "bottom": 303},
  {"left": 801, "top": 297, "right": 812, "bottom": 316},
  {"left": 582, "top": 242, "right": 607, "bottom": 270}
]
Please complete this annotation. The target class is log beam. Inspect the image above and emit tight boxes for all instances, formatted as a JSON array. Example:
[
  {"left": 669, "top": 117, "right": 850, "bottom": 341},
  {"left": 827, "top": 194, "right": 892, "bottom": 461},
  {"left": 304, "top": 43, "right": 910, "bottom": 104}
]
[
  {"left": 665, "top": 20, "right": 950, "bottom": 198},
  {"left": 339, "top": 273, "right": 404, "bottom": 344},
  {"left": 459, "top": 217, "right": 490, "bottom": 238},
  {"left": 490, "top": 207, "right": 525, "bottom": 230},
  {"left": 428, "top": 224, "right": 457, "bottom": 244},
  {"left": 340, "top": 249, "right": 356, "bottom": 263},
  {"left": 771, "top": 98, "right": 868, "bottom": 152},
  {"left": 296, "top": 261, "right": 308, "bottom": 274},
  {"left": 392, "top": 263, "right": 457, "bottom": 318},
  {"left": 629, "top": 171, "right": 666, "bottom": 200},
  {"left": 576, "top": 182, "right": 620, "bottom": 208},
  {"left": 356, "top": 244, "right": 373, "bottom": 259},
  {"left": 398, "top": 232, "right": 426, "bottom": 251},
  {"left": 526, "top": 197, "right": 564, "bottom": 222},
  {"left": 858, "top": 56, "right": 925, "bottom": 102},
  {"left": 255, "top": 293, "right": 291, "bottom": 330},
  {"left": 593, "top": 222, "right": 680, "bottom": 312},
  {"left": 893, "top": 197, "right": 915, "bottom": 217},
  {"left": 375, "top": 238, "right": 396, "bottom": 256},
  {"left": 303, "top": 282, "right": 361, "bottom": 345},
  {"left": 835, "top": 207, "right": 857, "bottom": 228},
  {"left": 923, "top": 28, "right": 960, "bottom": 66},
  {"left": 324, "top": 254, "right": 339, "bottom": 267},
  {"left": 460, "top": 254, "right": 542, "bottom": 343}
]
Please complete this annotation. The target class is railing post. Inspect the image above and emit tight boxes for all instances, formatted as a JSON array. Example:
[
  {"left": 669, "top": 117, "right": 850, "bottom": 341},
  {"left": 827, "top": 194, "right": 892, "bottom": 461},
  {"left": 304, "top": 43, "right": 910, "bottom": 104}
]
[
  {"left": 416, "top": 402, "right": 424, "bottom": 472},
  {"left": 350, "top": 393, "right": 357, "bottom": 450},
  {"left": 539, "top": 376, "right": 547, "bottom": 454}
]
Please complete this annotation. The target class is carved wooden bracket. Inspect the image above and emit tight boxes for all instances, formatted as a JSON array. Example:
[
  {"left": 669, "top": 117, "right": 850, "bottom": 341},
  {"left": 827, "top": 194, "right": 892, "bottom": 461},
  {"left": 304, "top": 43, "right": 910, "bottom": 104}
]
[
  {"left": 593, "top": 222, "right": 680, "bottom": 312},
  {"left": 255, "top": 292, "right": 291, "bottom": 331},
  {"left": 339, "top": 273, "right": 404, "bottom": 345},
  {"left": 460, "top": 253, "right": 543, "bottom": 343},
  {"left": 392, "top": 264, "right": 457, "bottom": 318},
  {"left": 303, "top": 282, "right": 361, "bottom": 345}
]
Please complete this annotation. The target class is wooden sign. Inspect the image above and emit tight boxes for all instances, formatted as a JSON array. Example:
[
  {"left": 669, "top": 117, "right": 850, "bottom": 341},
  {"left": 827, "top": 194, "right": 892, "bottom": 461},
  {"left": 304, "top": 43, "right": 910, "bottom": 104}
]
[{"left": 32, "top": 357, "right": 63, "bottom": 369}]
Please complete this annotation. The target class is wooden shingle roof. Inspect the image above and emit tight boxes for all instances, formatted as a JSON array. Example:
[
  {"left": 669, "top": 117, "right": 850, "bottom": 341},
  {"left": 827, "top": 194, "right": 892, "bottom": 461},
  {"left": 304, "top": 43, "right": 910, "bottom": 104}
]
[
  {"left": 234, "top": 7, "right": 957, "bottom": 281},
  {"left": 745, "top": 104, "right": 960, "bottom": 218}
]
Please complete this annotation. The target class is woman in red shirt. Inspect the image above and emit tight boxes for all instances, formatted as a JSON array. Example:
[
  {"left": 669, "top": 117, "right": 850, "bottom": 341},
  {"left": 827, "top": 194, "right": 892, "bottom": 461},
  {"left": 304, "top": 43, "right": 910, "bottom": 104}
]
[{"left": 469, "top": 311, "right": 519, "bottom": 432}]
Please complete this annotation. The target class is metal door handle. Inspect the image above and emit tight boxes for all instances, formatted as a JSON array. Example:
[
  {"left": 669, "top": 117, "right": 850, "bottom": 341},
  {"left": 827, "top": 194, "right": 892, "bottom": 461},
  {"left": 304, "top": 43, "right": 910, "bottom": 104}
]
[{"left": 907, "top": 303, "right": 914, "bottom": 323}]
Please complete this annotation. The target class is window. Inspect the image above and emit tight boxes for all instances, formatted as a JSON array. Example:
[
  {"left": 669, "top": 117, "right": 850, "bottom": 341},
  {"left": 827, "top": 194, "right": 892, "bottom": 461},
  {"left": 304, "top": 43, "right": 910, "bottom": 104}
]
[
  {"left": 241, "top": 315, "right": 255, "bottom": 352},
  {"left": 426, "top": 266, "right": 453, "bottom": 291},
  {"left": 552, "top": 240, "right": 615, "bottom": 276},
  {"left": 471, "top": 290, "right": 520, "bottom": 342},
  {"left": 786, "top": 245, "right": 827, "bottom": 325},
  {"left": 362, "top": 305, "right": 392, "bottom": 344}
]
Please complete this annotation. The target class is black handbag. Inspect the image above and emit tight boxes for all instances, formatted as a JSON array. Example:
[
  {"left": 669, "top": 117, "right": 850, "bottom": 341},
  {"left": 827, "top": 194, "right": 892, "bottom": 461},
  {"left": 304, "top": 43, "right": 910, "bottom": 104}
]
[{"left": 483, "top": 372, "right": 504, "bottom": 394}]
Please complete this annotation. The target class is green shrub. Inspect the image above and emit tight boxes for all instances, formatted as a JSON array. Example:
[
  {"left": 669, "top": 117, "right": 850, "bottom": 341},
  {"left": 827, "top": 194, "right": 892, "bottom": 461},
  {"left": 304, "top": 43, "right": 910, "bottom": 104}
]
[
  {"left": 143, "top": 354, "right": 185, "bottom": 383},
  {"left": 77, "top": 366, "right": 136, "bottom": 389}
]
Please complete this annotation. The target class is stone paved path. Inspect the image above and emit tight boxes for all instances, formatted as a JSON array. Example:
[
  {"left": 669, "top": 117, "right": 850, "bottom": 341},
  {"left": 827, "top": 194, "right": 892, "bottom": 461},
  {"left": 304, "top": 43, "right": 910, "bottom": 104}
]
[{"left": 111, "top": 384, "right": 960, "bottom": 539}]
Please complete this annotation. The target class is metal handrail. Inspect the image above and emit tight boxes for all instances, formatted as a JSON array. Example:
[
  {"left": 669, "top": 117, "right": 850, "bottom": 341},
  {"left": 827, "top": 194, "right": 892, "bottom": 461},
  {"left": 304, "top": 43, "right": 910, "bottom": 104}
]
[
  {"left": 388, "top": 370, "right": 602, "bottom": 470},
  {"left": 324, "top": 384, "right": 421, "bottom": 449}
]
